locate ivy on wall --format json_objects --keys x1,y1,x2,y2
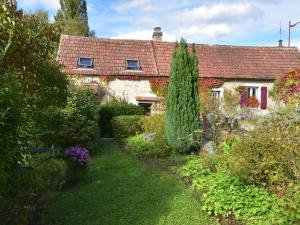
[
  {"x1": 271, "y1": 69, "x2": 300, "y2": 103},
  {"x1": 98, "y1": 75, "x2": 224, "y2": 97}
]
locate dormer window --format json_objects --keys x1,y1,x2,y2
[
  {"x1": 126, "y1": 59, "x2": 141, "y2": 70},
  {"x1": 77, "y1": 57, "x2": 93, "y2": 68}
]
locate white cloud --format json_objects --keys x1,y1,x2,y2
[
  {"x1": 111, "y1": 0, "x2": 154, "y2": 13},
  {"x1": 111, "y1": 29, "x2": 176, "y2": 42},
  {"x1": 179, "y1": 24, "x2": 232, "y2": 38},
  {"x1": 176, "y1": 2, "x2": 254, "y2": 22},
  {"x1": 18, "y1": 0, "x2": 60, "y2": 10}
]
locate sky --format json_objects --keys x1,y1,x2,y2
[{"x1": 18, "y1": 0, "x2": 300, "y2": 47}]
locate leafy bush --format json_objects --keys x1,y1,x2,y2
[
  {"x1": 111, "y1": 115, "x2": 144, "y2": 141},
  {"x1": 99, "y1": 99, "x2": 144, "y2": 137},
  {"x1": 271, "y1": 68, "x2": 300, "y2": 103},
  {"x1": 1, "y1": 154, "x2": 66, "y2": 225},
  {"x1": 180, "y1": 157, "x2": 299, "y2": 225},
  {"x1": 180, "y1": 156, "x2": 210, "y2": 180},
  {"x1": 229, "y1": 107, "x2": 300, "y2": 189},
  {"x1": 126, "y1": 134, "x2": 156, "y2": 158},
  {"x1": 216, "y1": 135, "x2": 240, "y2": 171},
  {"x1": 142, "y1": 113, "x2": 170, "y2": 154},
  {"x1": 192, "y1": 172, "x2": 289, "y2": 225},
  {"x1": 126, "y1": 133, "x2": 169, "y2": 158},
  {"x1": 64, "y1": 147, "x2": 90, "y2": 184},
  {"x1": 62, "y1": 86, "x2": 100, "y2": 152}
]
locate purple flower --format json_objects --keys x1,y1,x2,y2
[
  {"x1": 64, "y1": 146, "x2": 90, "y2": 165},
  {"x1": 144, "y1": 133, "x2": 156, "y2": 140}
]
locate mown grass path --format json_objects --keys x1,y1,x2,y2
[{"x1": 41, "y1": 141, "x2": 218, "y2": 225}]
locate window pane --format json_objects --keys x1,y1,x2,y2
[
  {"x1": 126, "y1": 60, "x2": 140, "y2": 70},
  {"x1": 78, "y1": 57, "x2": 93, "y2": 68}
]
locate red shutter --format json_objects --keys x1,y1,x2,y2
[
  {"x1": 240, "y1": 87, "x2": 249, "y2": 108},
  {"x1": 261, "y1": 87, "x2": 267, "y2": 110}
]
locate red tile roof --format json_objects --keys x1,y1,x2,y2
[{"x1": 57, "y1": 35, "x2": 300, "y2": 80}]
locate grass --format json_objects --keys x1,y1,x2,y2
[{"x1": 41, "y1": 140, "x2": 218, "y2": 225}]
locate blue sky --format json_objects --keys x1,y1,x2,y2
[{"x1": 18, "y1": 0, "x2": 300, "y2": 47}]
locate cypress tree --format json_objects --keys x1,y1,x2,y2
[{"x1": 166, "y1": 39, "x2": 200, "y2": 153}]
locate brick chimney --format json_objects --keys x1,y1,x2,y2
[{"x1": 152, "y1": 27, "x2": 163, "y2": 41}]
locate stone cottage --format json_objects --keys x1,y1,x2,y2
[{"x1": 57, "y1": 27, "x2": 300, "y2": 113}]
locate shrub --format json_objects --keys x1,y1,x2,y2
[
  {"x1": 192, "y1": 172, "x2": 289, "y2": 225},
  {"x1": 271, "y1": 68, "x2": 300, "y2": 103},
  {"x1": 142, "y1": 113, "x2": 170, "y2": 154},
  {"x1": 180, "y1": 156, "x2": 210, "y2": 180},
  {"x1": 64, "y1": 147, "x2": 90, "y2": 184},
  {"x1": 216, "y1": 135, "x2": 240, "y2": 171},
  {"x1": 222, "y1": 89, "x2": 240, "y2": 117},
  {"x1": 111, "y1": 115, "x2": 144, "y2": 141},
  {"x1": 63, "y1": 86, "x2": 100, "y2": 152},
  {"x1": 99, "y1": 99, "x2": 144, "y2": 137},
  {"x1": 126, "y1": 134, "x2": 156, "y2": 158},
  {"x1": 1, "y1": 154, "x2": 66, "y2": 225},
  {"x1": 126, "y1": 133, "x2": 169, "y2": 158},
  {"x1": 229, "y1": 107, "x2": 300, "y2": 189},
  {"x1": 180, "y1": 157, "x2": 297, "y2": 225}
]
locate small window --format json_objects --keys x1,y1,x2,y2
[
  {"x1": 126, "y1": 59, "x2": 141, "y2": 70},
  {"x1": 78, "y1": 57, "x2": 93, "y2": 68},
  {"x1": 138, "y1": 102, "x2": 152, "y2": 115},
  {"x1": 211, "y1": 90, "x2": 221, "y2": 102},
  {"x1": 247, "y1": 87, "x2": 258, "y2": 97}
]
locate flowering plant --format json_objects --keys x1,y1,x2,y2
[
  {"x1": 247, "y1": 96, "x2": 260, "y2": 108},
  {"x1": 272, "y1": 69, "x2": 300, "y2": 103},
  {"x1": 64, "y1": 146, "x2": 90, "y2": 166},
  {"x1": 144, "y1": 133, "x2": 156, "y2": 140}
]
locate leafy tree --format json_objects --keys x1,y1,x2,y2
[
  {"x1": 55, "y1": 0, "x2": 95, "y2": 36},
  {"x1": 0, "y1": 1, "x2": 68, "y2": 223},
  {"x1": 166, "y1": 39, "x2": 201, "y2": 153}
]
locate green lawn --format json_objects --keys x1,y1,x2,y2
[{"x1": 41, "y1": 141, "x2": 218, "y2": 225}]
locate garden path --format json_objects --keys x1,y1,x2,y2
[{"x1": 41, "y1": 140, "x2": 218, "y2": 225}]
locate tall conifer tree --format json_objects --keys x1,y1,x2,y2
[{"x1": 166, "y1": 39, "x2": 200, "y2": 152}]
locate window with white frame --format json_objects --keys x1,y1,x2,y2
[
  {"x1": 211, "y1": 90, "x2": 221, "y2": 103},
  {"x1": 247, "y1": 87, "x2": 259, "y2": 97},
  {"x1": 77, "y1": 57, "x2": 93, "y2": 68},
  {"x1": 126, "y1": 59, "x2": 141, "y2": 70}
]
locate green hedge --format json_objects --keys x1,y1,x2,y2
[
  {"x1": 99, "y1": 99, "x2": 144, "y2": 137},
  {"x1": 111, "y1": 115, "x2": 144, "y2": 141}
]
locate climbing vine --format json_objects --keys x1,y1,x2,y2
[
  {"x1": 271, "y1": 69, "x2": 300, "y2": 103},
  {"x1": 99, "y1": 75, "x2": 223, "y2": 98}
]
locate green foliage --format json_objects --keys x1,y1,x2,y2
[
  {"x1": 192, "y1": 173, "x2": 288, "y2": 225},
  {"x1": 166, "y1": 39, "x2": 200, "y2": 153},
  {"x1": 222, "y1": 89, "x2": 240, "y2": 117},
  {"x1": 126, "y1": 134, "x2": 169, "y2": 158},
  {"x1": 55, "y1": 0, "x2": 94, "y2": 36},
  {"x1": 271, "y1": 69, "x2": 300, "y2": 103},
  {"x1": 1, "y1": 154, "x2": 66, "y2": 225},
  {"x1": 62, "y1": 86, "x2": 99, "y2": 151},
  {"x1": 111, "y1": 115, "x2": 144, "y2": 141},
  {"x1": 180, "y1": 156, "x2": 299, "y2": 224},
  {"x1": 216, "y1": 135, "x2": 240, "y2": 171},
  {"x1": 99, "y1": 99, "x2": 144, "y2": 137},
  {"x1": 41, "y1": 141, "x2": 218, "y2": 225},
  {"x1": 229, "y1": 107, "x2": 300, "y2": 189},
  {"x1": 142, "y1": 113, "x2": 171, "y2": 155},
  {"x1": 180, "y1": 156, "x2": 210, "y2": 180}
]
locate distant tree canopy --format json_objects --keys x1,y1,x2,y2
[{"x1": 55, "y1": 0, "x2": 95, "y2": 37}]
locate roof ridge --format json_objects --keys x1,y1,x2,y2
[{"x1": 60, "y1": 34, "x2": 299, "y2": 50}]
